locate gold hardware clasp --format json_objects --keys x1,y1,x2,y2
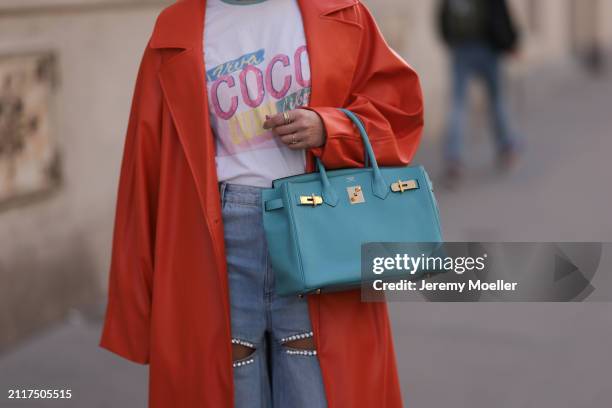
[
  {"x1": 391, "y1": 179, "x2": 418, "y2": 193},
  {"x1": 299, "y1": 194, "x2": 323, "y2": 206}
]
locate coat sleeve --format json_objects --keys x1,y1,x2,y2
[
  {"x1": 307, "y1": 3, "x2": 424, "y2": 169},
  {"x1": 99, "y1": 42, "x2": 162, "y2": 365}
]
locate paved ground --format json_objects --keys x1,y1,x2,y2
[
  {"x1": 2, "y1": 61, "x2": 612, "y2": 408},
  {"x1": 0, "y1": 320, "x2": 146, "y2": 408}
]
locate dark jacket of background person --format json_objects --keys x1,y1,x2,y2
[{"x1": 438, "y1": 0, "x2": 520, "y2": 53}]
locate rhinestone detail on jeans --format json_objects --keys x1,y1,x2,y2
[
  {"x1": 286, "y1": 349, "x2": 317, "y2": 356},
  {"x1": 231, "y1": 338, "x2": 255, "y2": 348},
  {"x1": 232, "y1": 358, "x2": 255, "y2": 368},
  {"x1": 280, "y1": 331, "x2": 313, "y2": 344}
]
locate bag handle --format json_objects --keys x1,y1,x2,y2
[
  {"x1": 348, "y1": 111, "x2": 370, "y2": 169},
  {"x1": 314, "y1": 109, "x2": 389, "y2": 203}
]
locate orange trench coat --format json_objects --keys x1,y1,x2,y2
[{"x1": 100, "y1": 0, "x2": 424, "y2": 406}]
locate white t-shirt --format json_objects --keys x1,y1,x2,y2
[{"x1": 204, "y1": 0, "x2": 311, "y2": 187}]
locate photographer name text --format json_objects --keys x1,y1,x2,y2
[{"x1": 373, "y1": 279, "x2": 518, "y2": 292}]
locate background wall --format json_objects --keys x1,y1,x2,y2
[{"x1": 0, "y1": 0, "x2": 168, "y2": 351}]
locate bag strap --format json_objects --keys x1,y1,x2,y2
[
  {"x1": 337, "y1": 109, "x2": 372, "y2": 168},
  {"x1": 341, "y1": 110, "x2": 370, "y2": 168}
]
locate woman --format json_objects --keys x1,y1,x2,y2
[{"x1": 100, "y1": 0, "x2": 424, "y2": 407}]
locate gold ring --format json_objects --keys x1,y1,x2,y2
[{"x1": 283, "y1": 111, "x2": 291, "y2": 126}]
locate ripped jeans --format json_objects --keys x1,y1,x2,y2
[{"x1": 220, "y1": 182, "x2": 328, "y2": 408}]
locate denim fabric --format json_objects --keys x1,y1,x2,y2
[
  {"x1": 220, "y1": 182, "x2": 328, "y2": 408},
  {"x1": 444, "y1": 42, "x2": 520, "y2": 161}
]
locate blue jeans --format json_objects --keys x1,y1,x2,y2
[
  {"x1": 220, "y1": 182, "x2": 328, "y2": 408},
  {"x1": 444, "y1": 43, "x2": 519, "y2": 162}
]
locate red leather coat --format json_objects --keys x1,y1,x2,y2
[{"x1": 100, "y1": 0, "x2": 424, "y2": 406}]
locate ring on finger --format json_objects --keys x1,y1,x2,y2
[
  {"x1": 283, "y1": 111, "x2": 292, "y2": 126},
  {"x1": 291, "y1": 134, "x2": 298, "y2": 145}
]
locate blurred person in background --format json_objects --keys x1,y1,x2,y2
[{"x1": 438, "y1": 0, "x2": 522, "y2": 185}]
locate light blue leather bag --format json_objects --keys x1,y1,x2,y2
[{"x1": 262, "y1": 109, "x2": 443, "y2": 296}]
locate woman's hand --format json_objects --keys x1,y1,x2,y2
[{"x1": 263, "y1": 109, "x2": 326, "y2": 150}]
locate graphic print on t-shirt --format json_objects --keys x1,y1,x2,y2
[
  {"x1": 204, "y1": 0, "x2": 310, "y2": 187},
  {"x1": 207, "y1": 45, "x2": 311, "y2": 157}
]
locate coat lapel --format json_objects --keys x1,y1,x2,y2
[
  {"x1": 152, "y1": 0, "x2": 220, "y2": 226},
  {"x1": 299, "y1": 0, "x2": 363, "y2": 108},
  {"x1": 158, "y1": 48, "x2": 214, "y2": 218}
]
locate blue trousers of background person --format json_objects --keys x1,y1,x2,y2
[{"x1": 444, "y1": 42, "x2": 519, "y2": 163}]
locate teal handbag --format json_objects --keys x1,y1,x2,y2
[{"x1": 262, "y1": 109, "x2": 443, "y2": 296}]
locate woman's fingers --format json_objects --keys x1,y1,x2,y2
[
  {"x1": 263, "y1": 110, "x2": 301, "y2": 130},
  {"x1": 279, "y1": 132, "x2": 301, "y2": 146},
  {"x1": 273, "y1": 121, "x2": 302, "y2": 136},
  {"x1": 263, "y1": 109, "x2": 325, "y2": 149},
  {"x1": 279, "y1": 132, "x2": 308, "y2": 150}
]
